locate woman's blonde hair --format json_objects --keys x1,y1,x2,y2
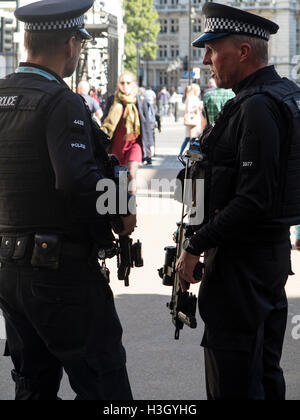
[
  {"x1": 185, "y1": 83, "x2": 200, "y2": 103},
  {"x1": 191, "y1": 83, "x2": 200, "y2": 96},
  {"x1": 118, "y1": 71, "x2": 137, "y2": 84}
]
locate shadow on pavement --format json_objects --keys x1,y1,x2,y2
[{"x1": 0, "y1": 294, "x2": 299, "y2": 400}]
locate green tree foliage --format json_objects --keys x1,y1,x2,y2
[{"x1": 123, "y1": 0, "x2": 160, "y2": 75}]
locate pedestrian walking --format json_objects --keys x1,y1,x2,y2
[
  {"x1": 179, "y1": 84, "x2": 202, "y2": 156},
  {"x1": 138, "y1": 87, "x2": 155, "y2": 165},
  {"x1": 0, "y1": 0, "x2": 136, "y2": 400},
  {"x1": 176, "y1": 2, "x2": 300, "y2": 400},
  {"x1": 169, "y1": 86, "x2": 181, "y2": 121},
  {"x1": 201, "y1": 82, "x2": 235, "y2": 129},
  {"x1": 157, "y1": 86, "x2": 170, "y2": 117},
  {"x1": 145, "y1": 85, "x2": 156, "y2": 108},
  {"x1": 203, "y1": 77, "x2": 216, "y2": 96},
  {"x1": 145, "y1": 85, "x2": 160, "y2": 134},
  {"x1": 102, "y1": 72, "x2": 154, "y2": 194},
  {"x1": 89, "y1": 85, "x2": 100, "y2": 103},
  {"x1": 77, "y1": 80, "x2": 103, "y2": 125}
]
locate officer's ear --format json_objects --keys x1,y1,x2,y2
[
  {"x1": 64, "y1": 35, "x2": 78, "y2": 59},
  {"x1": 239, "y1": 43, "x2": 251, "y2": 63}
]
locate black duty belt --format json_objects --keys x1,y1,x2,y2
[{"x1": 0, "y1": 233, "x2": 93, "y2": 266}]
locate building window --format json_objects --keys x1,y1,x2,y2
[
  {"x1": 158, "y1": 45, "x2": 168, "y2": 59},
  {"x1": 170, "y1": 19, "x2": 179, "y2": 33},
  {"x1": 159, "y1": 19, "x2": 168, "y2": 33},
  {"x1": 171, "y1": 0, "x2": 179, "y2": 5},
  {"x1": 159, "y1": 71, "x2": 168, "y2": 86},
  {"x1": 297, "y1": 16, "x2": 300, "y2": 55},
  {"x1": 192, "y1": 0, "x2": 202, "y2": 5},
  {"x1": 159, "y1": 0, "x2": 168, "y2": 5},
  {"x1": 170, "y1": 45, "x2": 179, "y2": 58},
  {"x1": 193, "y1": 49, "x2": 202, "y2": 59},
  {"x1": 193, "y1": 18, "x2": 202, "y2": 33}
]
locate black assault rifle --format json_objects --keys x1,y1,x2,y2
[{"x1": 158, "y1": 140, "x2": 206, "y2": 339}]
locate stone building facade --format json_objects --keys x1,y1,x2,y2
[{"x1": 146, "y1": 0, "x2": 300, "y2": 89}]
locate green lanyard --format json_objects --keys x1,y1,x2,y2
[{"x1": 16, "y1": 66, "x2": 61, "y2": 84}]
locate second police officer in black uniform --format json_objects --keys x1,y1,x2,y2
[
  {"x1": 0, "y1": 0, "x2": 135, "y2": 400},
  {"x1": 176, "y1": 3, "x2": 300, "y2": 400}
]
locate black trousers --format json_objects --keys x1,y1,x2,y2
[
  {"x1": 199, "y1": 240, "x2": 290, "y2": 400},
  {"x1": 204, "y1": 297, "x2": 287, "y2": 400},
  {"x1": 0, "y1": 257, "x2": 133, "y2": 400}
]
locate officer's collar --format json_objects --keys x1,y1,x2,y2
[
  {"x1": 232, "y1": 65, "x2": 280, "y2": 95},
  {"x1": 17, "y1": 62, "x2": 68, "y2": 87}
]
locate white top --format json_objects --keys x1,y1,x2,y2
[{"x1": 185, "y1": 95, "x2": 202, "y2": 138}]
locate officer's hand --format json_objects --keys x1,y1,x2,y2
[
  {"x1": 295, "y1": 239, "x2": 300, "y2": 251},
  {"x1": 119, "y1": 214, "x2": 137, "y2": 237},
  {"x1": 175, "y1": 250, "x2": 202, "y2": 292}
]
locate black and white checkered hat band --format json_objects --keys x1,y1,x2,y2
[
  {"x1": 205, "y1": 17, "x2": 270, "y2": 40},
  {"x1": 25, "y1": 15, "x2": 84, "y2": 31}
]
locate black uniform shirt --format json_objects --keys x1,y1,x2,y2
[
  {"x1": 190, "y1": 66, "x2": 290, "y2": 254},
  {"x1": 17, "y1": 63, "x2": 111, "y2": 242}
]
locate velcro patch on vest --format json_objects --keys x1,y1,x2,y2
[
  {"x1": 0, "y1": 95, "x2": 20, "y2": 109},
  {"x1": 17, "y1": 93, "x2": 45, "y2": 110}
]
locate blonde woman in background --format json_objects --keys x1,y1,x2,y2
[
  {"x1": 102, "y1": 71, "x2": 153, "y2": 194},
  {"x1": 179, "y1": 83, "x2": 203, "y2": 156}
]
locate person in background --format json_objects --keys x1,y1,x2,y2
[
  {"x1": 295, "y1": 226, "x2": 300, "y2": 250},
  {"x1": 157, "y1": 86, "x2": 170, "y2": 117},
  {"x1": 168, "y1": 86, "x2": 176, "y2": 116},
  {"x1": 179, "y1": 84, "x2": 202, "y2": 156},
  {"x1": 96, "y1": 86, "x2": 106, "y2": 110},
  {"x1": 102, "y1": 71, "x2": 154, "y2": 194},
  {"x1": 177, "y1": 85, "x2": 184, "y2": 95},
  {"x1": 145, "y1": 85, "x2": 160, "y2": 133},
  {"x1": 89, "y1": 85, "x2": 100, "y2": 103},
  {"x1": 138, "y1": 87, "x2": 155, "y2": 165},
  {"x1": 203, "y1": 77, "x2": 217, "y2": 96},
  {"x1": 145, "y1": 85, "x2": 156, "y2": 109},
  {"x1": 77, "y1": 80, "x2": 103, "y2": 125},
  {"x1": 201, "y1": 78, "x2": 235, "y2": 131},
  {"x1": 169, "y1": 86, "x2": 181, "y2": 121}
]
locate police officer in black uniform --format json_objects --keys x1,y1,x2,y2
[
  {"x1": 0, "y1": 0, "x2": 136, "y2": 400},
  {"x1": 176, "y1": 3, "x2": 300, "y2": 400}
]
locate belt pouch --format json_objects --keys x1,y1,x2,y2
[
  {"x1": 31, "y1": 233, "x2": 61, "y2": 270},
  {"x1": 12, "y1": 236, "x2": 30, "y2": 261},
  {"x1": 0, "y1": 236, "x2": 16, "y2": 262}
]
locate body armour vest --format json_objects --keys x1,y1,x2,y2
[
  {"x1": 197, "y1": 77, "x2": 300, "y2": 227},
  {"x1": 0, "y1": 74, "x2": 73, "y2": 233}
]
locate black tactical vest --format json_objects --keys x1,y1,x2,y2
[
  {"x1": 197, "y1": 77, "x2": 300, "y2": 226},
  {"x1": 0, "y1": 74, "x2": 73, "y2": 233}
]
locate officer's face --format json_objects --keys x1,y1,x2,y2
[{"x1": 203, "y1": 37, "x2": 242, "y2": 89}]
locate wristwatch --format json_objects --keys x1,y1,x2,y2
[{"x1": 182, "y1": 238, "x2": 200, "y2": 256}]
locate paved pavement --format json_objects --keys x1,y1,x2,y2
[{"x1": 0, "y1": 117, "x2": 299, "y2": 400}]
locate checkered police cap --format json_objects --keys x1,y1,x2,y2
[
  {"x1": 15, "y1": 0, "x2": 94, "y2": 39},
  {"x1": 24, "y1": 15, "x2": 85, "y2": 32},
  {"x1": 205, "y1": 17, "x2": 270, "y2": 41},
  {"x1": 193, "y1": 2, "x2": 279, "y2": 48}
]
